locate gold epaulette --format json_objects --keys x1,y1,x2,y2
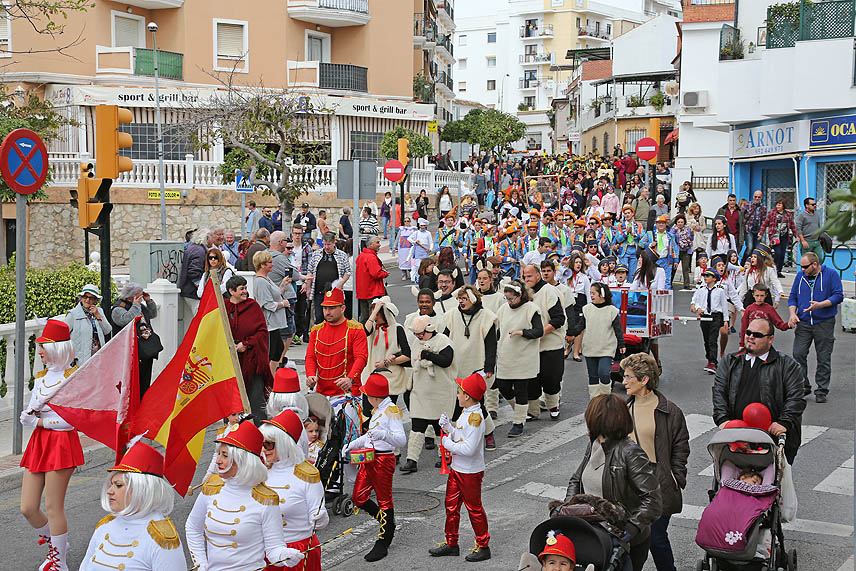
[
  {"x1": 215, "y1": 425, "x2": 227, "y2": 438},
  {"x1": 294, "y1": 460, "x2": 321, "y2": 484},
  {"x1": 147, "y1": 517, "x2": 180, "y2": 550},
  {"x1": 468, "y1": 413, "x2": 482, "y2": 427},
  {"x1": 311, "y1": 323, "x2": 324, "y2": 333},
  {"x1": 201, "y1": 474, "x2": 224, "y2": 496},
  {"x1": 251, "y1": 482, "x2": 279, "y2": 505},
  {"x1": 95, "y1": 514, "x2": 115, "y2": 529},
  {"x1": 346, "y1": 319, "x2": 364, "y2": 330},
  {"x1": 64, "y1": 365, "x2": 78, "y2": 378},
  {"x1": 385, "y1": 405, "x2": 402, "y2": 419},
  {"x1": 35, "y1": 370, "x2": 47, "y2": 379}
]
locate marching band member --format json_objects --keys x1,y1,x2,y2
[
  {"x1": 260, "y1": 410, "x2": 328, "y2": 571},
  {"x1": 80, "y1": 443, "x2": 185, "y2": 571},
  {"x1": 435, "y1": 213, "x2": 462, "y2": 257},
  {"x1": 186, "y1": 421, "x2": 303, "y2": 571},
  {"x1": 267, "y1": 367, "x2": 310, "y2": 455},
  {"x1": 597, "y1": 212, "x2": 619, "y2": 256},
  {"x1": 430, "y1": 373, "x2": 491, "y2": 562},
  {"x1": 642, "y1": 215, "x2": 679, "y2": 290},
  {"x1": 20, "y1": 319, "x2": 82, "y2": 571},
  {"x1": 617, "y1": 204, "x2": 645, "y2": 278},
  {"x1": 497, "y1": 222, "x2": 522, "y2": 278},
  {"x1": 345, "y1": 373, "x2": 406, "y2": 562},
  {"x1": 363, "y1": 297, "x2": 411, "y2": 404}
]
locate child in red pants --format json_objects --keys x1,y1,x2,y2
[{"x1": 430, "y1": 372, "x2": 491, "y2": 562}]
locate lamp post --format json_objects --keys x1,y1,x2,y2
[{"x1": 148, "y1": 21, "x2": 167, "y2": 240}]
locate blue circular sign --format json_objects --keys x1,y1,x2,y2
[{"x1": 0, "y1": 128, "x2": 48, "y2": 195}]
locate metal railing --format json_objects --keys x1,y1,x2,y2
[
  {"x1": 520, "y1": 23, "x2": 554, "y2": 38},
  {"x1": 437, "y1": 70, "x2": 453, "y2": 91},
  {"x1": 681, "y1": 0, "x2": 734, "y2": 5},
  {"x1": 437, "y1": 0, "x2": 453, "y2": 21},
  {"x1": 800, "y1": 0, "x2": 855, "y2": 40},
  {"x1": 520, "y1": 76, "x2": 540, "y2": 88},
  {"x1": 719, "y1": 23, "x2": 743, "y2": 60},
  {"x1": 318, "y1": 0, "x2": 368, "y2": 13},
  {"x1": 691, "y1": 175, "x2": 729, "y2": 190},
  {"x1": 437, "y1": 35, "x2": 454, "y2": 57},
  {"x1": 519, "y1": 52, "x2": 552, "y2": 63},
  {"x1": 414, "y1": 13, "x2": 437, "y2": 41},
  {"x1": 578, "y1": 25, "x2": 611, "y2": 40},
  {"x1": 319, "y1": 62, "x2": 368, "y2": 92},
  {"x1": 135, "y1": 48, "x2": 183, "y2": 81}
]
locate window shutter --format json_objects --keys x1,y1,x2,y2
[
  {"x1": 114, "y1": 15, "x2": 141, "y2": 48},
  {"x1": 0, "y1": 9, "x2": 9, "y2": 41},
  {"x1": 217, "y1": 23, "x2": 244, "y2": 58}
]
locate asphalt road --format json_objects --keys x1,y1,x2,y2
[{"x1": 0, "y1": 272, "x2": 853, "y2": 571}]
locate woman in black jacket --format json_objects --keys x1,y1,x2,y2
[
  {"x1": 622, "y1": 353, "x2": 689, "y2": 571},
  {"x1": 563, "y1": 393, "x2": 661, "y2": 571}
]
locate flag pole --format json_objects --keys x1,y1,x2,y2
[{"x1": 209, "y1": 272, "x2": 251, "y2": 414}]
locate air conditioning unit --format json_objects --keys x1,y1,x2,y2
[{"x1": 683, "y1": 90, "x2": 708, "y2": 108}]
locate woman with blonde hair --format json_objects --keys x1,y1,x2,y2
[
  {"x1": 686, "y1": 202, "x2": 707, "y2": 260},
  {"x1": 254, "y1": 250, "x2": 291, "y2": 373}
]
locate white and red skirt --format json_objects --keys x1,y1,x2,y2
[
  {"x1": 20, "y1": 427, "x2": 84, "y2": 473},
  {"x1": 264, "y1": 534, "x2": 320, "y2": 571}
]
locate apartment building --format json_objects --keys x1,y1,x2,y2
[{"x1": 413, "y1": 0, "x2": 456, "y2": 150}]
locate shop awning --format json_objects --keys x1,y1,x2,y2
[{"x1": 664, "y1": 128, "x2": 679, "y2": 145}]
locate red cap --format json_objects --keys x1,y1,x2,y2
[
  {"x1": 539, "y1": 532, "x2": 576, "y2": 565},
  {"x1": 361, "y1": 373, "x2": 389, "y2": 398},
  {"x1": 36, "y1": 319, "x2": 71, "y2": 343},
  {"x1": 272, "y1": 367, "x2": 300, "y2": 393},
  {"x1": 456, "y1": 372, "x2": 487, "y2": 401},
  {"x1": 320, "y1": 288, "x2": 346, "y2": 307},
  {"x1": 109, "y1": 442, "x2": 165, "y2": 478},
  {"x1": 263, "y1": 410, "x2": 303, "y2": 443},
  {"x1": 216, "y1": 421, "x2": 264, "y2": 456}
]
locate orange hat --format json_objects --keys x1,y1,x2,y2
[
  {"x1": 456, "y1": 372, "x2": 487, "y2": 401},
  {"x1": 656, "y1": 215, "x2": 669, "y2": 223},
  {"x1": 109, "y1": 442, "x2": 165, "y2": 478},
  {"x1": 527, "y1": 221, "x2": 539, "y2": 229},
  {"x1": 444, "y1": 212, "x2": 455, "y2": 220},
  {"x1": 320, "y1": 288, "x2": 346, "y2": 307},
  {"x1": 622, "y1": 204, "x2": 635, "y2": 214},
  {"x1": 529, "y1": 209, "x2": 541, "y2": 218},
  {"x1": 589, "y1": 214, "x2": 601, "y2": 223},
  {"x1": 272, "y1": 367, "x2": 300, "y2": 393},
  {"x1": 539, "y1": 532, "x2": 576, "y2": 565},
  {"x1": 263, "y1": 409, "x2": 303, "y2": 443},
  {"x1": 36, "y1": 319, "x2": 71, "y2": 343},
  {"x1": 361, "y1": 372, "x2": 389, "y2": 398},
  {"x1": 216, "y1": 421, "x2": 264, "y2": 456},
  {"x1": 573, "y1": 219, "x2": 586, "y2": 227}
]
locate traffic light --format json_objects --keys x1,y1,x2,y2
[
  {"x1": 95, "y1": 105, "x2": 133, "y2": 179},
  {"x1": 397, "y1": 138, "x2": 409, "y2": 168},
  {"x1": 76, "y1": 162, "x2": 113, "y2": 229}
]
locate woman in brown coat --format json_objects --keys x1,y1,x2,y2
[{"x1": 621, "y1": 353, "x2": 689, "y2": 571}]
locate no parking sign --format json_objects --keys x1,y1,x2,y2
[{"x1": 0, "y1": 128, "x2": 48, "y2": 194}]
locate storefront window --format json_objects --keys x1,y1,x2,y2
[
  {"x1": 815, "y1": 161, "x2": 856, "y2": 222},
  {"x1": 119, "y1": 123, "x2": 192, "y2": 161},
  {"x1": 350, "y1": 131, "x2": 384, "y2": 162},
  {"x1": 761, "y1": 168, "x2": 796, "y2": 211}
]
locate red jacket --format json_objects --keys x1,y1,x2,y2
[
  {"x1": 355, "y1": 247, "x2": 389, "y2": 299},
  {"x1": 739, "y1": 302, "x2": 789, "y2": 347}
]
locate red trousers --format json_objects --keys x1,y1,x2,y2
[
  {"x1": 264, "y1": 534, "x2": 320, "y2": 571},
  {"x1": 352, "y1": 452, "x2": 395, "y2": 510},
  {"x1": 444, "y1": 469, "x2": 490, "y2": 548}
]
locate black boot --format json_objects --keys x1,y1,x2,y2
[
  {"x1": 364, "y1": 509, "x2": 392, "y2": 562},
  {"x1": 399, "y1": 459, "x2": 418, "y2": 473},
  {"x1": 465, "y1": 546, "x2": 492, "y2": 562},
  {"x1": 383, "y1": 508, "x2": 396, "y2": 546},
  {"x1": 360, "y1": 499, "x2": 379, "y2": 519},
  {"x1": 429, "y1": 543, "x2": 460, "y2": 557},
  {"x1": 424, "y1": 437, "x2": 436, "y2": 450}
]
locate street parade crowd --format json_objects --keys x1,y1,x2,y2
[{"x1": 16, "y1": 150, "x2": 844, "y2": 571}]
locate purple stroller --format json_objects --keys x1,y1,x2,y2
[{"x1": 695, "y1": 428, "x2": 797, "y2": 571}]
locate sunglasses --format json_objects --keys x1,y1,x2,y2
[
  {"x1": 744, "y1": 330, "x2": 771, "y2": 338},
  {"x1": 208, "y1": 256, "x2": 219, "y2": 261},
  {"x1": 800, "y1": 262, "x2": 815, "y2": 269},
  {"x1": 262, "y1": 440, "x2": 276, "y2": 451},
  {"x1": 285, "y1": 246, "x2": 294, "y2": 250}
]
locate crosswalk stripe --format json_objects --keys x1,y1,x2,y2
[
  {"x1": 836, "y1": 555, "x2": 854, "y2": 571},
  {"x1": 685, "y1": 413, "x2": 717, "y2": 441},
  {"x1": 813, "y1": 455, "x2": 854, "y2": 496},
  {"x1": 513, "y1": 481, "x2": 565, "y2": 501}
]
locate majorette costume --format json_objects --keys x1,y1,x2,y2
[
  {"x1": 345, "y1": 373, "x2": 406, "y2": 562},
  {"x1": 262, "y1": 410, "x2": 328, "y2": 571},
  {"x1": 267, "y1": 367, "x2": 310, "y2": 456},
  {"x1": 430, "y1": 373, "x2": 491, "y2": 562},
  {"x1": 80, "y1": 443, "x2": 186, "y2": 571},
  {"x1": 185, "y1": 422, "x2": 302, "y2": 571}
]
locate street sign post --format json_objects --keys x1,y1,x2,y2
[
  {"x1": 635, "y1": 137, "x2": 659, "y2": 193},
  {"x1": 0, "y1": 129, "x2": 48, "y2": 455},
  {"x1": 235, "y1": 170, "x2": 254, "y2": 237}
]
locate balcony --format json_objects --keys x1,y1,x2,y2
[
  {"x1": 287, "y1": 0, "x2": 370, "y2": 27},
  {"x1": 519, "y1": 76, "x2": 540, "y2": 89},
  {"x1": 286, "y1": 61, "x2": 368, "y2": 92},
  {"x1": 436, "y1": 35, "x2": 454, "y2": 61},
  {"x1": 414, "y1": 13, "x2": 437, "y2": 47},
  {"x1": 436, "y1": 1, "x2": 455, "y2": 30},
  {"x1": 520, "y1": 23, "x2": 553, "y2": 39},
  {"x1": 436, "y1": 70, "x2": 454, "y2": 95},
  {"x1": 95, "y1": 46, "x2": 184, "y2": 81},
  {"x1": 767, "y1": 0, "x2": 854, "y2": 49},
  {"x1": 578, "y1": 25, "x2": 611, "y2": 42},
  {"x1": 681, "y1": 0, "x2": 735, "y2": 23},
  {"x1": 121, "y1": 0, "x2": 183, "y2": 8},
  {"x1": 519, "y1": 52, "x2": 552, "y2": 65}
]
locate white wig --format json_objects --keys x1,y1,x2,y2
[
  {"x1": 219, "y1": 443, "x2": 268, "y2": 487},
  {"x1": 40, "y1": 340, "x2": 75, "y2": 371},
  {"x1": 100, "y1": 472, "x2": 175, "y2": 517},
  {"x1": 267, "y1": 392, "x2": 309, "y2": 421},
  {"x1": 259, "y1": 423, "x2": 305, "y2": 466}
]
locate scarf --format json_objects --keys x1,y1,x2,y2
[
  {"x1": 372, "y1": 323, "x2": 389, "y2": 349},
  {"x1": 458, "y1": 303, "x2": 483, "y2": 338}
]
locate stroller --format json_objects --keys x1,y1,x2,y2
[
  {"x1": 311, "y1": 393, "x2": 364, "y2": 518},
  {"x1": 519, "y1": 517, "x2": 626, "y2": 571},
  {"x1": 609, "y1": 333, "x2": 650, "y2": 386},
  {"x1": 696, "y1": 428, "x2": 797, "y2": 571}
]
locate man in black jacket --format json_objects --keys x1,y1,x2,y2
[
  {"x1": 293, "y1": 202, "x2": 317, "y2": 238},
  {"x1": 712, "y1": 317, "x2": 806, "y2": 463}
]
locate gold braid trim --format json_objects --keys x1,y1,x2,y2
[
  {"x1": 251, "y1": 483, "x2": 279, "y2": 506},
  {"x1": 64, "y1": 365, "x2": 79, "y2": 378},
  {"x1": 35, "y1": 370, "x2": 47, "y2": 379},
  {"x1": 346, "y1": 319, "x2": 364, "y2": 330},
  {"x1": 147, "y1": 518, "x2": 180, "y2": 550},
  {"x1": 95, "y1": 514, "x2": 116, "y2": 529},
  {"x1": 468, "y1": 413, "x2": 482, "y2": 427},
  {"x1": 311, "y1": 323, "x2": 324, "y2": 333},
  {"x1": 202, "y1": 474, "x2": 224, "y2": 496},
  {"x1": 376, "y1": 510, "x2": 387, "y2": 540},
  {"x1": 293, "y1": 461, "x2": 321, "y2": 484},
  {"x1": 385, "y1": 405, "x2": 402, "y2": 420}
]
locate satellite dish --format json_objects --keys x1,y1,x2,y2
[{"x1": 665, "y1": 82, "x2": 680, "y2": 96}]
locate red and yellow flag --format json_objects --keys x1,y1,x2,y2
[{"x1": 131, "y1": 278, "x2": 248, "y2": 495}]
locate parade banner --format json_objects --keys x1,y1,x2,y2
[
  {"x1": 49, "y1": 318, "x2": 140, "y2": 463},
  {"x1": 131, "y1": 278, "x2": 249, "y2": 495},
  {"x1": 398, "y1": 225, "x2": 415, "y2": 270}
]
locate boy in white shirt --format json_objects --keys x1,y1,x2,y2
[{"x1": 691, "y1": 268, "x2": 729, "y2": 374}]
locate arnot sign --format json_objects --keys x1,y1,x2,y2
[{"x1": 731, "y1": 120, "x2": 809, "y2": 158}]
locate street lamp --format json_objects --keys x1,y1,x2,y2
[{"x1": 147, "y1": 21, "x2": 167, "y2": 240}]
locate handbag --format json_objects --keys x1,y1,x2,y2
[
  {"x1": 819, "y1": 231, "x2": 833, "y2": 254},
  {"x1": 137, "y1": 321, "x2": 163, "y2": 360}
]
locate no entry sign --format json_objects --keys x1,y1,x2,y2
[
  {"x1": 383, "y1": 159, "x2": 405, "y2": 182},
  {"x1": 635, "y1": 137, "x2": 659, "y2": 162},
  {"x1": 0, "y1": 129, "x2": 48, "y2": 195}
]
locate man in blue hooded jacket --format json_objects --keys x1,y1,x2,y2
[{"x1": 788, "y1": 252, "x2": 844, "y2": 403}]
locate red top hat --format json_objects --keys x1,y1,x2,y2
[
  {"x1": 456, "y1": 372, "x2": 487, "y2": 401},
  {"x1": 109, "y1": 442, "x2": 165, "y2": 478},
  {"x1": 36, "y1": 319, "x2": 71, "y2": 343},
  {"x1": 361, "y1": 373, "x2": 389, "y2": 398},
  {"x1": 263, "y1": 410, "x2": 303, "y2": 443},
  {"x1": 272, "y1": 367, "x2": 300, "y2": 393},
  {"x1": 539, "y1": 532, "x2": 576, "y2": 565},
  {"x1": 216, "y1": 421, "x2": 264, "y2": 457},
  {"x1": 320, "y1": 288, "x2": 346, "y2": 307}
]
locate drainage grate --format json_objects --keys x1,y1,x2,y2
[{"x1": 390, "y1": 489, "x2": 442, "y2": 514}]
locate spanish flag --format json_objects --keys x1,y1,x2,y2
[{"x1": 131, "y1": 277, "x2": 249, "y2": 496}]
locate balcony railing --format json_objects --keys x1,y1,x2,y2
[
  {"x1": 319, "y1": 62, "x2": 367, "y2": 92},
  {"x1": 436, "y1": 35, "x2": 454, "y2": 58},
  {"x1": 437, "y1": 70, "x2": 453, "y2": 92},
  {"x1": 578, "y1": 25, "x2": 611, "y2": 40},
  {"x1": 520, "y1": 23, "x2": 554, "y2": 38},
  {"x1": 681, "y1": 0, "x2": 734, "y2": 5},
  {"x1": 801, "y1": 0, "x2": 855, "y2": 41},
  {"x1": 519, "y1": 76, "x2": 540, "y2": 89},
  {"x1": 318, "y1": 0, "x2": 368, "y2": 12},
  {"x1": 414, "y1": 13, "x2": 437, "y2": 42},
  {"x1": 134, "y1": 48, "x2": 184, "y2": 80},
  {"x1": 437, "y1": 0, "x2": 454, "y2": 22},
  {"x1": 287, "y1": 0, "x2": 369, "y2": 26},
  {"x1": 519, "y1": 52, "x2": 552, "y2": 63}
]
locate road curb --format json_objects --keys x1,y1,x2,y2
[{"x1": 0, "y1": 443, "x2": 114, "y2": 493}]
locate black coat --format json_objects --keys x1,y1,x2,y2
[
  {"x1": 712, "y1": 346, "x2": 806, "y2": 463},
  {"x1": 566, "y1": 436, "x2": 662, "y2": 544},
  {"x1": 178, "y1": 242, "x2": 206, "y2": 299}
]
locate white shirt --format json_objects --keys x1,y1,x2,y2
[
  {"x1": 81, "y1": 513, "x2": 186, "y2": 571},
  {"x1": 266, "y1": 460, "x2": 329, "y2": 542},
  {"x1": 631, "y1": 267, "x2": 666, "y2": 291},
  {"x1": 744, "y1": 351, "x2": 771, "y2": 367},
  {"x1": 691, "y1": 285, "x2": 729, "y2": 315},
  {"x1": 410, "y1": 229, "x2": 434, "y2": 258},
  {"x1": 345, "y1": 397, "x2": 406, "y2": 454},
  {"x1": 522, "y1": 249, "x2": 547, "y2": 267},
  {"x1": 442, "y1": 404, "x2": 486, "y2": 474},
  {"x1": 24, "y1": 369, "x2": 74, "y2": 431}
]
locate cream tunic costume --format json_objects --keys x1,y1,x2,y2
[
  {"x1": 495, "y1": 301, "x2": 542, "y2": 380},
  {"x1": 80, "y1": 514, "x2": 185, "y2": 571},
  {"x1": 363, "y1": 300, "x2": 409, "y2": 395},
  {"x1": 410, "y1": 332, "x2": 456, "y2": 419}
]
